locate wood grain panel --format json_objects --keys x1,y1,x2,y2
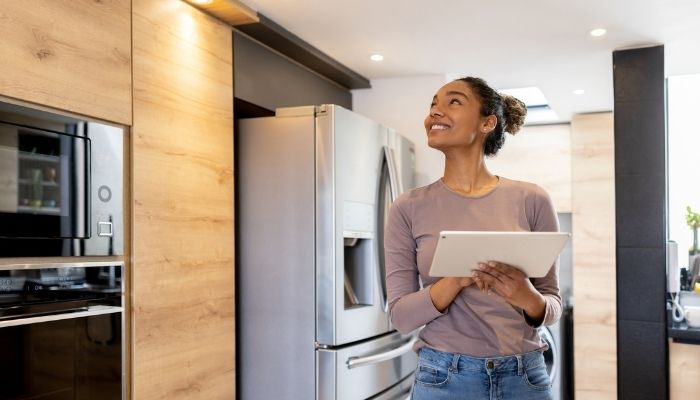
[
  {"x1": 0, "y1": 0, "x2": 131, "y2": 125},
  {"x1": 486, "y1": 123, "x2": 572, "y2": 212},
  {"x1": 132, "y1": 0, "x2": 234, "y2": 398},
  {"x1": 571, "y1": 112, "x2": 617, "y2": 399},
  {"x1": 185, "y1": 0, "x2": 259, "y2": 26},
  {"x1": 670, "y1": 340, "x2": 700, "y2": 399}
]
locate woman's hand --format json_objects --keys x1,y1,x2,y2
[
  {"x1": 429, "y1": 276, "x2": 475, "y2": 313},
  {"x1": 471, "y1": 261, "x2": 546, "y2": 323}
]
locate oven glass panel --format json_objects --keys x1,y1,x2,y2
[
  {"x1": 0, "y1": 264, "x2": 123, "y2": 400},
  {"x1": 0, "y1": 316, "x2": 122, "y2": 400},
  {"x1": 0, "y1": 121, "x2": 90, "y2": 239}
]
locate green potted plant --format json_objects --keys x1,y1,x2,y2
[{"x1": 687, "y1": 206, "x2": 700, "y2": 255}]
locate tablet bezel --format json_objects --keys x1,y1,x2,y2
[{"x1": 428, "y1": 231, "x2": 571, "y2": 278}]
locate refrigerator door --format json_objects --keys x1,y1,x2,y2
[
  {"x1": 237, "y1": 115, "x2": 317, "y2": 400},
  {"x1": 316, "y1": 105, "x2": 391, "y2": 346},
  {"x1": 316, "y1": 332, "x2": 417, "y2": 400}
]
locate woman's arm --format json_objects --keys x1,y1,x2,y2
[
  {"x1": 385, "y1": 199, "x2": 472, "y2": 333},
  {"x1": 472, "y1": 261, "x2": 548, "y2": 324},
  {"x1": 429, "y1": 276, "x2": 474, "y2": 312},
  {"x1": 471, "y1": 185, "x2": 562, "y2": 326}
]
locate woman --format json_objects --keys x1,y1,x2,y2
[{"x1": 385, "y1": 77, "x2": 561, "y2": 400}]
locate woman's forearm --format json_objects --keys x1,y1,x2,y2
[
  {"x1": 522, "y1": 291, "x2": 546, "y2": 324},
  {"x1": 429, "y1": 277, "x2": 472, "y2": 312}
]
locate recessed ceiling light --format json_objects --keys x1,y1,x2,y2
[
  {"x1": 370, "y1": 54, "x2": 384, "y2": 62},
  {"x1": 573, "y1": 89, "x2": 585, "y2": 95},
  {"x1": 589, "y1": 28, "x2": 607, "y2": 37}
]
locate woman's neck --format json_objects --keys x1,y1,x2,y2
[{"x1": 442, "y1": 150, "x2": 498, "y2": 196}]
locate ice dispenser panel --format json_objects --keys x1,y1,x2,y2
[
  {"x1": 344, "y1": 237, "x2": 373, "y2": 308},
  {"x1": 343, "y1": 201, "x2": 375, "y2": 309}
]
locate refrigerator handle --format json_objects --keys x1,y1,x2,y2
[
  {"x1": 377, "y1": 146, "x2": 401, "y2": 313},
  {"x1": 346, "y1": 336, "x2": 417, "y2": 369},
  {"x1": 383, "y1": 146, "x2": 402, "y2": 199}
]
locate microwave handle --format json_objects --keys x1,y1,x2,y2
[
  {"x1": 84, "y1": 137, "x2": 91, "y2": 236},
  {"x1": 0, "y1": 305, "x2": 122, "y2": 328}
]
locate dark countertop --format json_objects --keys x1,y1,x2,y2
[{"x1": 668, "y1": 322, "x2": 700, "y2": 344}]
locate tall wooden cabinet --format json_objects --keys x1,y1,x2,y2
[
  {"x1": 131, "y1": 0, "x2": 235, "y2": 398},
  {"x1": 1, "y1": 0, "x2": 238, "y2": 398}
]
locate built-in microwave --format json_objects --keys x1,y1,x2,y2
[{"x1": 0, "y1": 102, "x2": 123, "y2": 257}]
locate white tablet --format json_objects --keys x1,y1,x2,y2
[{"x1": 429, "y1": 231, "x2": 571, "y2": 278}]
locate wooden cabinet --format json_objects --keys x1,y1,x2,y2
[
  {"x1": 486, "y1": 124, "x2": 572, "y2": 213},
  {"x1": 670, "y1": 340, "x2": 700, "y2": 399},
  {"x1": 131, "y1": 0, "x2": 235, "y2": 398},
  {"x1": 0, "y1": 0, "x2": 131, "y2": 125},
  {"x1": 571, "y1": 112, "x2": 617, "y2": 399}
]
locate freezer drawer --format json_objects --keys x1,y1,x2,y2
[
  {"x1": 317, "y1": 332, "x2": 417, "y2": 400},
  {"x1": 371, "y1": 373, "x2": 413, "y2": 400}
]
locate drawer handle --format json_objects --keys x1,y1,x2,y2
[
  {"x1": 346, "y1": 336, "x2": 417, "y2": 369},
  {"x1": 0, "y1": 305, "x2": 123, "y2": 328}
]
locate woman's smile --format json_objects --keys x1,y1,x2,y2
[{"x1": 428, "y1": 122, "x2": 452, "y2": 134}]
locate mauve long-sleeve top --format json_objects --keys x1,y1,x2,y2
[{"x1": 385, "y1": 177, "x2": 562, "y2": 357}]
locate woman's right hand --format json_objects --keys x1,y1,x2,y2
[{"x1": 429, "y1": 276, "x2": 475, "y2": 312}]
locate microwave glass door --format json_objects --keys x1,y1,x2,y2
[{"x1": 0, "y1": 121, "x2": 90, "y2": 239}]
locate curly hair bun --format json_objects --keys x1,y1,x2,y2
[{"x1": 501, "y1": 95, "x2": 527, "y2": 134}]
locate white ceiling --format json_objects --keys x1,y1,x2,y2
[{"x1": 240, "y1": 0, "x2": 700, "y2": 123}]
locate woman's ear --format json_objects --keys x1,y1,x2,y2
[{"x1": 482, "y1": 115, "x2": 497, "y2": 134}]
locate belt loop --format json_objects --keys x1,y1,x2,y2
[
  {"x1": 450, "y1": 353, "x2": 460, "y2": 373},
  {"x1": 516, "y1": 355, "x2": 524, "y2": 376}
]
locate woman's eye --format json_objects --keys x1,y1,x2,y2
[{"x1": 450, "y1": 98, "x2": 461, "y2": 105}]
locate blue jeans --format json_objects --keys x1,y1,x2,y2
[{"x1": 411, "y1": 347, "x2": 553, "y2": 400}]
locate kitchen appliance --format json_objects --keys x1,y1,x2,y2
[
  {"x1": 547, "y1": 212, "x2": 574, "y2": 400},
  {"x1": 0, "y1": 101, "x2": 123, "y2": 257},
  {"x1": 0, "y1": 261, "x2": 124, "y2": 399},
  {"x1": 237, "y1": 105, "x2": 417, "y2": 400}
]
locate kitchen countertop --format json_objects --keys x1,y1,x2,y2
[{"x1": 668, "y1": 323, "x2": 700, "y2": 344}]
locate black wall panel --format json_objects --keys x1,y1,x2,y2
[
  {"x1": 613, "y1": 45, "x2": 668, "y2": 400},
  {"x1": 233, "y1": 31, "x2": 352, "y2": 111}
]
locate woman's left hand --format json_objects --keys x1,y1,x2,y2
[{"x1": 471, "y1": 261, "x2": 546, "y2": 322}]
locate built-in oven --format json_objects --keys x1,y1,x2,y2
[
  {"x1": 0, "y1": 101, "x2": 123, "y2": 257},
  {"x1": 0, "y1": 261, "x2": 124, "y2": 400}
]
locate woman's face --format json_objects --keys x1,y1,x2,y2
[{"x1": 424, "y1": 81, "x2": 493, "y2": 153}]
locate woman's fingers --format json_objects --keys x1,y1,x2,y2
[{"x1": 472, "y1": 261, "x2": 527, "y2": 296}]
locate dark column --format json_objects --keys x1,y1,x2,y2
[{"x1": 613, "y1": 45, "x2": 668, "y2": 400}]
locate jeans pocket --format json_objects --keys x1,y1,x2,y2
[
  {"x1": 523, "y1": 363, "x2": 552, "y2": 391},
  {"x1": 414, "y1": 363, "x2": 450, "y2": 386}
]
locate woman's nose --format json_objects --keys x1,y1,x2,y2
[{"x1": 430, "y1": 105, "x2": 444, "y2": 117}]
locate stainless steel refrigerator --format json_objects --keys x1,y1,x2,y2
[{"x1": 237, "y1": 105, "x2": 417, "y2": 400}]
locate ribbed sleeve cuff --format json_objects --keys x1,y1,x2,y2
[{"x1": 393, "y1": 285, "x2": 446, "y2": 332}]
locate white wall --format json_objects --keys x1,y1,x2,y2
[
  {"x1": 353, "y1": 75, "x2": 572, "y2": 211},
  {"x1": 668, "y1": 73, "x2": 700, "y2": 264},
  {"x1": 352, "y1": 75, "x2": 447, "y2": 188}
]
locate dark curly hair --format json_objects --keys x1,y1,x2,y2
[{"x1": 454, "y1": 77, "x2": 527, "y2": 156}]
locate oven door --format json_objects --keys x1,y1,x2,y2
[
  {"x1": 0, "y1": 121, "x2": 90, "y2": 240},
  {"x1": 0, "y1": 305, "x2": 123, "y2": 400}
]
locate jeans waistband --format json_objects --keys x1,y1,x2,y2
[{"x1": 417, "y1": 346, "x2": 546, "y2": 375}]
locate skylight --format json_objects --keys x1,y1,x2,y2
[{"x1": 498, "y1": 86, "x2": 558, "y2": 124}]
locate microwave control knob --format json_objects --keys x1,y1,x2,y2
[{"x1": 98, "y1": 185, "x2": 112, "y2": 202}]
